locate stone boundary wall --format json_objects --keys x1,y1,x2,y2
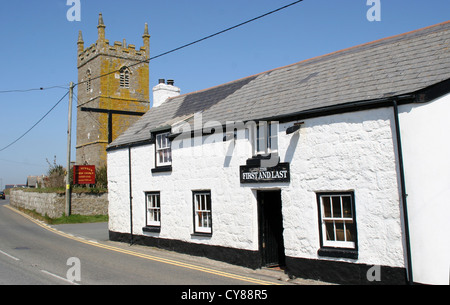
[{"x1": 10, "y1": 189, "x2": 108, "y2": 219}]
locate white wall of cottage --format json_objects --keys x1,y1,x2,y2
[
  {"x1": 399, "y1": 93, "x2": 450, "y2": 285},
  {"x1": 108, "y1": 106, "x2": 407, "y2": 269}
]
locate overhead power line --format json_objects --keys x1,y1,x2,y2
[
  {"x1": 0, "y1": 1, "x2": 303, "y2": 93},
  {"x1": 77, "y1": 0, "x2": 304, "y2": 88},
  {"x1": 149, "y1": 0, "x2": 304, "y2": 61},
  {"x1": 0, "y1": 1, "x2": 303, "y2": 152},
  {"x1": 0, "y1": 90, "x2": 70, "y2": 153},
  {"x1": 0, "y1": 85, "x2": 69, "y2": 94}
]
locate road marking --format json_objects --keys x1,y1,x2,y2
[
  {"x1": 41, "y1": 270, "x2": 80, "y2": 285},
  {"x1": 4, "y1": 205, "x2": 280, "y2": 285},
  {"x1": 0, "y1": 249, "x2": 20, "y2": 261}
]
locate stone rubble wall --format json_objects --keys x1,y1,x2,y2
[{"x1": 9, "y1": 189, "x2": 108, "y2": 219}]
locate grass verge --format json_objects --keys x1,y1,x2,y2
[{"x1": 15, "y1": 206, "x2": 108, "y2": 225}]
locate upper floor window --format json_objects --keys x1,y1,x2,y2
[
  {"x1": 119, "y1": 66, "x2": 130, "y2": 88},
  {"x1": 155, "y1": 132, "x2": 172, "y2": 167},
  {"x1": 252, "y1": 121, "x2": 278, "y2": 156}
]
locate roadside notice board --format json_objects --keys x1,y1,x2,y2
[{"x1": 73, "y1": 165, "x2": 96, "y2": 185}]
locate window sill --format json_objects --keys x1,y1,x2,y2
[
  {"x1": 317, "y1": 247, "x2": 358, "y2": 259},
  {"x1": 191, "y1": 232, "x2": 212, "y2": 238},
  {"x1": 151, "y1": 165, "x2": 172, "y2": 173},
  {"x1": 142, "y1": 226, "x2": 161, "y2": 233}
]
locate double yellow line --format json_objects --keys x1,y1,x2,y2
[{"x1": 4, "y1": 205, "x2": 281, "y2": 285}]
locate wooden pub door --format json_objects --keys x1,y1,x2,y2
[{"x1": 257, "y1": 190, "x2": 286, "y2": 267}]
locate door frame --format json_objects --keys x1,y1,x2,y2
[{"x1": 257, "y1": 189, "x2": 286, "y2": 267}]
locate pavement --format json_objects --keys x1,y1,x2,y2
[
  {"x1": 52, "y1": 222, "x2": 110, "y2": 242},
  {"x1": 51, "y1": 221, "x2": 331, "y2": 285}
]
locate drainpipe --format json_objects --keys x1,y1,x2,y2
[
  {"x1": 128, "y1": 146, "x2": 134, "y2": 245},
  {"x1": 392, "y1": 100, "x2": 413, "y2": 285}
]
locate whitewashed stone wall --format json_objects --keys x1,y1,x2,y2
[
  {"x1": 281, "y1": 108, "x2": 404, "y2": 268},
  {"x1": 399, "y1": 93, "x2": 450, "y2": 285},
  {"x1": 108, "y1": 106, "x2": 406, "y2": 269},
  {"x1": 107, "y1": 149, "x2": 131, "y2": 233}
]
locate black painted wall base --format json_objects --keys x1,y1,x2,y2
[
  {"x1": 109, "y1": 231, "x2": 408, "y2": 285},
  {"x1": 285, "y1": 256, "x2": 407, "y2": 285},
  {"x1": 109, "y1": 231, "x2": 261, "y2": 269}
]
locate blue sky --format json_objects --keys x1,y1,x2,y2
[{"x1": 0, "y1": 0, "x2": 448, "y2": 186}]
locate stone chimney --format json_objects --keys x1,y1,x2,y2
[{"x1": 152, "y1": 79, "x2": 181, "y2": 108}]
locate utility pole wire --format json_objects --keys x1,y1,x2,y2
[
  {"x1": 76, "y1": 0, "x2": 304, "y2": 88},
  {"x1": 0, "y1": 1, "x2": 303, "y2": 93},
  {"x1": 0, "y1": 1, "x2": 304, "y2": 152},
  {"x1": 0, "y1": 86, "x2": 69, "y2": 94},
  {"x1": 150, "y1": 0, "x2": 304, "y2": 61},
  {"x1": 0, "y1": 90, "x2": 70, "y2": 153}
]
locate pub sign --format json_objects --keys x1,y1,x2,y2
[{"x1": 240, "y1": 163, "x2": 290, "y2": 184}]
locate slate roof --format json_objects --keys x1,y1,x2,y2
[{"x1": 108, "y1": 21, "x2": 450, "y2": 149}]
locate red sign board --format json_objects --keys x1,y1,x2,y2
[{"x1": 73, "y1": 165, "x2": 96, "y2": 185}]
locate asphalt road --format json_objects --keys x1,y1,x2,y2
[{"x1": 0, "y1": 197, "x2": 289, "y2": 287}]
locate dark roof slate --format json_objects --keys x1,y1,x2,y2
[{"x1": 109, "y1": 21, "x2": 450, "y2": 149}]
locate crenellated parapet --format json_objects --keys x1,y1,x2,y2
[{"x1": 77, "y1": 13, "x2": 150, "y2": 68}]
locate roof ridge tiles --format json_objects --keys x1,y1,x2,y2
[
  {"x1": 108, "y1": 20, "x2": 450, "y2": 149},
  {"x1": 166, "y1": 20, "x2": 450, "y2": 103}
]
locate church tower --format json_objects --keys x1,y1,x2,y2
[{"x1": 76, "y1": 13, "x2": 150, "y2": 167}]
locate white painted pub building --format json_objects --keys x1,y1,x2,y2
[{"x1": 107, "y1": 22, "x2": 450, "y2": 285}]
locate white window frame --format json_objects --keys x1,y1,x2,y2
[
  {"x1": 193, "y1": 191, "x2": 212, "y2": 234},
  {"x1": 146, "y1": 192, "x2": 161, "y2": 227},
  {"x1": 252, "y1": 121, "x2": 278, "y2": 156},
  {"x1": 318, "y1": 193, "x2": 356, "y2": 249},
  {"x1": 155, "y1": 132, "x2": 172, "y2": 167}
]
